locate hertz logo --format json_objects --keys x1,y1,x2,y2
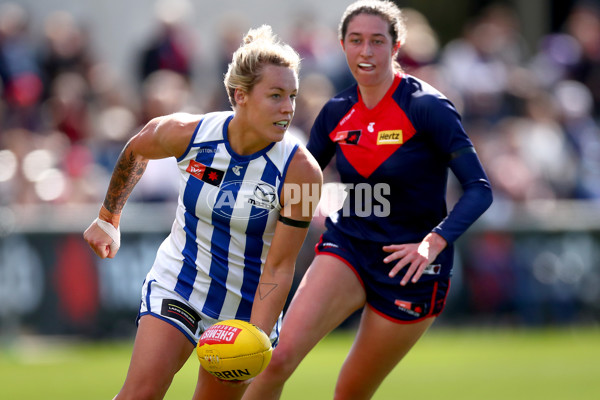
[{"x1": 377, "y1": 130, "x2": 403, "y2": 145}]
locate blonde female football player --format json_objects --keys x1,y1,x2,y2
[
  {"x1": 244, "y1": 1, "x2": 492, "y2": 399},
  {"x1": 83, "y1": 25, "x2": 322, "y2": 400}
]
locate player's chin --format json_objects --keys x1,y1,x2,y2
[{"x1": 268, "y1": 130, "x2": 286, "y2": 143}]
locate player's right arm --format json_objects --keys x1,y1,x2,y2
[{"x1": 83, "y1": 113, "x2": 199, "y2": 259}]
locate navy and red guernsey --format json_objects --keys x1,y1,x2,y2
[{"x1": 307, "y1": 73, "x2": 492, "y2": 250}]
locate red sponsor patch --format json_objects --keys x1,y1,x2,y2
[
  {"x1": 333, "y1": 130, "x2": 361, "y2": 144},
  {"x1": 395, "y1": 299, "x2": 425, "y2": 316},
  {"x1": 186, "y1": 160, "x2": 224, "y2": 186},
  {"x1": 187, "y1": 160, "x2": 207, "y2": 180},
  {"x1": 199, "y1": 324, "x2": 242, "y2": 345},
  {"x1": 395, "y1": 299, "x2": 413, "y2": 310}
]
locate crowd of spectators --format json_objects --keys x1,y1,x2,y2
[
  {"x1": 1, "y1": 0, "x2": 599, "y2": 325},
  {"x1": 1, "y1": 1, "x2": 599, "y2": 207}
]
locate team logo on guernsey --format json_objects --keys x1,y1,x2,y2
[
  {"x1": 333, "y1": 130, "x2": 361, "y2": 145},
  {"x1": 205, "y1": 180, "x2": 278, "y2": 220},
  {"x1": 377, "y1": 130, "x2": 403, "y2": 145},
  {"x1": 250, "y1": 183, "x2": 277, "y2": 210},
  {"x1": 187, "y1": 160, "x2": 224, "y2": 186}
]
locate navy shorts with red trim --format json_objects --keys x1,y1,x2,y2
[{"x1": 315, "y1": 227, "x2": 452, "y2": 323}]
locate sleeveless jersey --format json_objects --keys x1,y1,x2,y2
[
  {"x1": 308, "y1": 73, "x2": 489, "y2": 246},
  {"x1": 148, "y1": 111, "x2": 300, "y2": 322}
]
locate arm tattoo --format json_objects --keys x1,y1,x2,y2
[
  {"x1": 103, "y1": 144, "x2": 148, "y2": 214},
  {"x1": 258, "y1": 283, "x2": 278, "y2": 300}
]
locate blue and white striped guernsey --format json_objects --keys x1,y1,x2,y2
[{"x1": 147, "y1": 111, "x2": 300, "y2": 322}]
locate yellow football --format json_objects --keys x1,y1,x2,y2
[{"x1": 196, "y1": 319, "x2": 273, "y2": 381}]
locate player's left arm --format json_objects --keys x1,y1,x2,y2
[
  {"x1": 249, "y1": 146, "x2": 322, "y2": 334},
  {"x1": 385, "y1": 148, "x2": 493, "y2": 284},
  {"x1": 384, "y1": 94, "x2": 493, "y2": 285}
]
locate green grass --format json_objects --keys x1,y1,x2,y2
[{"x1": 1, "y1": 327, "x2": 599, "y2": 399}]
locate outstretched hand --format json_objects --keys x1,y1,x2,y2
[{"x1": 382, "y1": 233, "x2": 447, "y2": 285}]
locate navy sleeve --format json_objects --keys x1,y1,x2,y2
[
  {"x1": 406, "y1": 83, "x2": 492, "y2": 243},
  {"x1": 432, "y1": 148, "x2": 493, "y2": 243},
  {"x1": 306, "y1": 103, "x2": 337, "y2": 170},
  {"x1": 411, "y1": 93, "x2": 473, "y2": 154}
]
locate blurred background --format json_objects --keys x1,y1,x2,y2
[{"x1": 0, "y1": 0, "x2": 599, "y2": 341}]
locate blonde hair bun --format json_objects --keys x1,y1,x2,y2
[
  {"x1": 224, "y1": 25, "x2": 300, "y2": 108},
  {"x1": 242, "y1": 25, "x2": 274, "y2": 45}
]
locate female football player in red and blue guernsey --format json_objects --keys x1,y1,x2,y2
[{"x1": 244, "y1": 1, "x2": 493, "y2": 399}]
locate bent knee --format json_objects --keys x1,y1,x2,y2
[{"x1": 262, "y1": 345, "x2": 301, "y2": 381}]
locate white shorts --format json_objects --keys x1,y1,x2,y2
[{"x1": 137, "y1": 275, "x2": 281, "y2": 346}]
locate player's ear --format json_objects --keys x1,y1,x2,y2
[
  {"x1": 340, "y1": 39, "x2": 345, "y2": 51},
  {"x1": 234, "y1": 88, "x2": 247, "y2": 106}
]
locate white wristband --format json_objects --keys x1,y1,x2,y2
[{"x1": 95, "y1": 218, "x2": 121, "y2": 252}]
